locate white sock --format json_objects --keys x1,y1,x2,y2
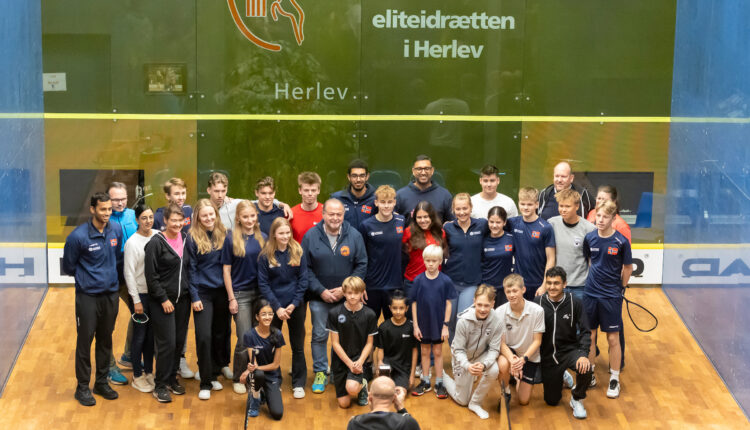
[
  {"x1": 610, "y1": 370, "x2": 620, "y2": 381},
  {"x1": 468, "y1": 403, "x2": 489, "y2": 419}
]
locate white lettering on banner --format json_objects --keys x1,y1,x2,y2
[
  {"x1": 275, "y1": 82, "x2": 349, "y2": 101},
  {"x1": 408, "y1": 40, "x2": 484, "y2": 59}
]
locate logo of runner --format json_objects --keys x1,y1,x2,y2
[{"x1": 227, "y1": 0, "x2": 305, "y2": 51}]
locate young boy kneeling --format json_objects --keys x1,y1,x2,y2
[{"x1": 328, "y1": 276, "x2": 378, "y2": 408}]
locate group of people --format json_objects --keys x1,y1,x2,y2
[{"x1": 63, "y1": 156, "x2": 632, "y2": 425}]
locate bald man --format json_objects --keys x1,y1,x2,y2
[
  {"x1": 347, "y1": 377, "x2": 421, "y2": 430},
  {"x1": 538, "y1": 162, "x2": 594, "y2": 220},
  {"x1": 302, "y1": 199, "x2": 368, "y2": 394}
]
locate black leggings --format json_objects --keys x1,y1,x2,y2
[
  {"x1": 247, "y1": 370, "x2": 283, "y2": 420},
  {"x1": 193, "y1": 287, "x2": 231, "y2": 390},
  {"x1": 151, "y1": 296, "x2": 191, "y2": 389},
  {"x1": 271, "y1": 305, "x2": 307, "y2": 389},
  {"x1": 130, "y1": 293, "x2": 154, "y2": 377}
]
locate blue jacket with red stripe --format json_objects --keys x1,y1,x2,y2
[{"x1": 331, "y1": 184, "x2": 377, "y2": 231}]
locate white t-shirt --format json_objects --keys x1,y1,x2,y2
[
  {"x1": 495, "y1": 300, "x2": 545, "y2": 363},
  {"x1": 471, "y1": 192, "x2": 518, "y2": 219},
  {"x1": 123, "y1": 229, "x2": 158, "y2": 302}
]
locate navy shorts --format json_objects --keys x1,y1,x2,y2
[
  {"x1": 583, "y1": 295, "x2": 623, "y2": 332},
  {"x1": 509, "y1": 348, "x2": 542, "y2": 385},
  {"x1": 420, "y1": 338, "x2": 443, "y2": 345}
]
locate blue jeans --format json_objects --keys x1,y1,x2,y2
[
  {"x1": 309, "y1": 299, "x2": 335, "y2": 373},
  {"x1": 449, "y1": 284, "x2": 477, "y2": 344},
  {"x1": 566, "y1": 285, "x2": 584, "y2": 302},
  {"x1": 232, "y1": 289, "x2": 257, "y2": 382}
]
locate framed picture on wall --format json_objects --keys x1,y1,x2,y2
[{"x1": 144, "y1": 63, "x2": 186, "y2": 94}]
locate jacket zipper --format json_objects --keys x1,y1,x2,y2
[{"x1": 159, "y1": 232, "x2": 184, "y2": 303}]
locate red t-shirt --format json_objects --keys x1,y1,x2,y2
[
  {"x1": 402, "y1": 226, "x2": 446, "y2": 281},
  {"x1": 291, "y1": 203, "x2": 323, "y2": 243}
]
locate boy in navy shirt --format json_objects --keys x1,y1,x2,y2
[
  {"x1": 254, "y1": 176, "x2": 287, "y2": 235},
  {"x1": 153, "y1": 177, "x2": 193, "y2": 234},
  {"x1": 63, "y1": 192, "x2": 123, "y2": 406},
  {"x1": 582, "y1": 201, "x2": 632, "y2": 399},
  {"x1": 359, "y1": 185, "x2": 405, "y2": 320},
  {"x1": 506, "y1": 187, "x2": 556, "y2": 300},
  {"x1": 327, "y1": 276, "x2": 378, "y2": 409}
]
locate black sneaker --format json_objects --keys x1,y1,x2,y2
[
  {"x1": 411, "y1": 380, "x2": 432, "y2": 396},
  {"x1": 168, "y1": 381, "x2": 186, "y2": 395},
  {"x1": 153, "y1": 386, "x2": 172, "y2": 403},
  {"x1": 74, "y1": 387, "x2": 96, "y2": 406},
  {"x1": 92, "y1": 383, "x2": 119, "y2": 400},
  {"x1": 434, "y1": 382, "x2": 448, "y2": 399}
]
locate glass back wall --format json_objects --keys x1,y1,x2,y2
[{"x1": 43, "y1": 0, "x2": 675, "y2": 247}]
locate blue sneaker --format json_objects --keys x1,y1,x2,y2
[
  {"x1": 312, "y1": 371, "x2": 327, "y2": 394},
  {"x1": 248, "y1": 396, "x2": 261, "y2": 418},
  {"x1": 563, "y1": 370, "x2": 574, "y2": 389},
  {"x1": 108, "y1": 367, "x2": 127, "y2": 385},
  {"x1": 117, "y1": 354, "x2": 133, "y2": 369}
]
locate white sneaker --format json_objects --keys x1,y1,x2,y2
[
  {"x1": 179, "y1": 357, "x2": 195, "y2": 379},
  {"x1": 293, "y1": 387, "x2": 305, "y2": 399},
  {"x1": 221, "y1": 366, "x2": 234, "y2": 380},
  {"x1": 468, "y1": 403, "x2": 489, "y2": 419},
  {"x1": 570, "y1": 397, "x2": 587, "y2": 419},
  {"x1": 233, "y1": 383, "x2": 246, "y2": 394},
  {"x1": 606, "y1": 379, "x2": 620, "y2": 398},
  {"x1": 194, "y1": 371, "x2": 201, "y2": 381},
  {"x1": 131, "y1": 375, "x2": 154, "y2": 393},
  {"x1": 563, "y1": 370, "x2": 574, "y2": 389},
  {"x1": 145, "y1": 373, "x2": 155, "y2": 389},
  {"x1": 414, "y1": 365, "x2": 422, "y2": 379},
  {"x1": 211, "y1": 380, "x2": 223, "y2": 391},
  {"x1": 198, "y1": 389, "x2": 211, "y2": 400},
  {"x1": 590, "y1": 373, "x2": 597, "y2": 387}
]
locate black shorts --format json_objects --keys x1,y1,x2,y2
[
  {"x1": 390, "y1": 367, "x2": 411, "y2": 390},
  {"x1": 509, "y1": 348, "x2": 542, "y2": 385},
  {"x1": 420, "y1": 338, "x2": 443, "y2": 345},
  {"x1": 583, "y1": 295, "x2": 623, "y2": 332},
  {"x1": 332, "y1": 362, "x2": 371, "y2": 398}
]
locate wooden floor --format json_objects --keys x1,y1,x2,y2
[{"x1": 0, "y1": 286, "x2": 747, "y2": 430}]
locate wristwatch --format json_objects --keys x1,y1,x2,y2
[
  {"x1": 443, "y1": 321, "x2": 450, "y2": 326},
  {"x1": 523, "y1": 355, "x2": 529, "y2": 363}
]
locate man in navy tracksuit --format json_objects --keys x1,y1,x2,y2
[
  {"x1": 63, "y1": 192, "x2": 124, "y2": 406},
  {"x1": 395, "y1": 155, "x2": 454, "y2": 224},
  {"x1": 301, "y1": 199, "x2": 367, "y2": 394},
  {"x1": 331, "y1": 159, "x2": 377, "y2": 231}
]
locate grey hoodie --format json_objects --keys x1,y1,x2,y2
[{"x1": 451, "y1": 305, "x2": 504, "y2": 371}]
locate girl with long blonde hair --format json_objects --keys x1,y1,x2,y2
[
  {"x1": 221, "y1": 200, "x2": 266, "y2": 394},
  {"x1": 257, "y1": 217, "x2": 309, "y2": 399}
]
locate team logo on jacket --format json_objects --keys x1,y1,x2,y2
[
  {"x1": 531, "y1": 231, "x2": 540, "y2": 239},
  {"x1": 184, "y1": 217, "x2": 191, "y2": 226},
  {"x1": 505, "y1": 244, "x2": 513, "y2": 252},
  {"x1": 505, "y1": 324, "x2": 513, "y2": 331},
  {"x1": 361, "y1": 205, "x2": 372, "y2": 214},
  {"x1": 607, "y1": 247, "x2": 618, "y2": 255},
  {"x1": 563, "y1": 314, "x2": 570, "y2": 320},
  {"x1": 338, "y1": 314, "x2": 346, "y2": 323},
  {"x1": 396, "y1": 226, "x2": 403, "y2": 234},
  {"x1": 340, "y1": 246, "x2": 350, "y2": 256},
  {"x1": 485, "y1": 328, "x2": 492, "y2": 336},
  {"x1": 110, "y1": 238, "x2": 118, "y2": 247}
]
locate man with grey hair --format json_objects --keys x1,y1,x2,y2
[
  {"x1": 537, "y1": 162, "x2": 594, "y2": 220},
  {"x1": 347, "y1": 376, "x2": 421, "y2": 430},
  {"x1": 301, "y1": 199, "x2": 367, "y2": 395}
]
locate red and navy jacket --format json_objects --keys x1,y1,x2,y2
[
  {"x1": 331, "y1": 184, "x2": 377, "y2": 231},
  {"x1": 63, "y1": 220, "x2": 123, "y2": 295}
]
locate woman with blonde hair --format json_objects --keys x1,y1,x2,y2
[
  {"x1": 186, "y1": 199, "x2": 231, "y2": 400},
  {"x1": 258, "y1": 217, "x2": 309, "y2": 399},
  {"x1": 221, "y1": 200, "x2": 266, "y2": 394}
]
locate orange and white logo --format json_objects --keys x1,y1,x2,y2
[
  {"x1": 227, "y1": 0, "x2": 305, "y2": 51},
  {"x1": 340, "y1": 246, "x2": 350, "y2": 257}
]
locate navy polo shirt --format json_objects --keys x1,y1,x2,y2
[
  {"x1": 583, "y1": 230, "x2": 632, "y2": 299},
  {"x1": 255, "y1": 203, "x2": 286, "y2": 235},
  {"x1": 63, "y1": 220, "x2": 123, "y2": 295},
  {"x1": 186, "y1": 231, "x2": 225, "y2": 302},
  {"x1": 481, "y1": 233, "x2": 514, "y2": 287},
  {"x1": 359, "y1": 214, "x2": 405, "y2": 291},
  {"x1": 221, "y1": 232, "x2": 266, "y2": 292},
  {"x1": 258, "y1": 249, "x2": 308, "y2": 310},
  {"x1": 506, "y1": 216, "x2": 556, "y2": 288},
  {"x1": 443, "y1": 218, "x2": 488, "y2": 286}
]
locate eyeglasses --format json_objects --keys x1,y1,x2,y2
[
  {"x1": 111, "y1": 198, "x2": 127, "y2": 203},
  {"x1": 412, "y1": 167, "x2": 433, "y2": 172},
  {"x1": 348, "y1": 174, "x2": 368, "y2": 179}
]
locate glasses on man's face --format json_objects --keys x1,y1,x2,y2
[
  {"x1": 349, "y1": 174, "x2": 368, "y2": 179},
  {"x1": 111, "y1": 198, "x2": 127, "y2": 203},
  {"x1": 412, "y1": 167, "x2": 433, "y2": 172}
]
